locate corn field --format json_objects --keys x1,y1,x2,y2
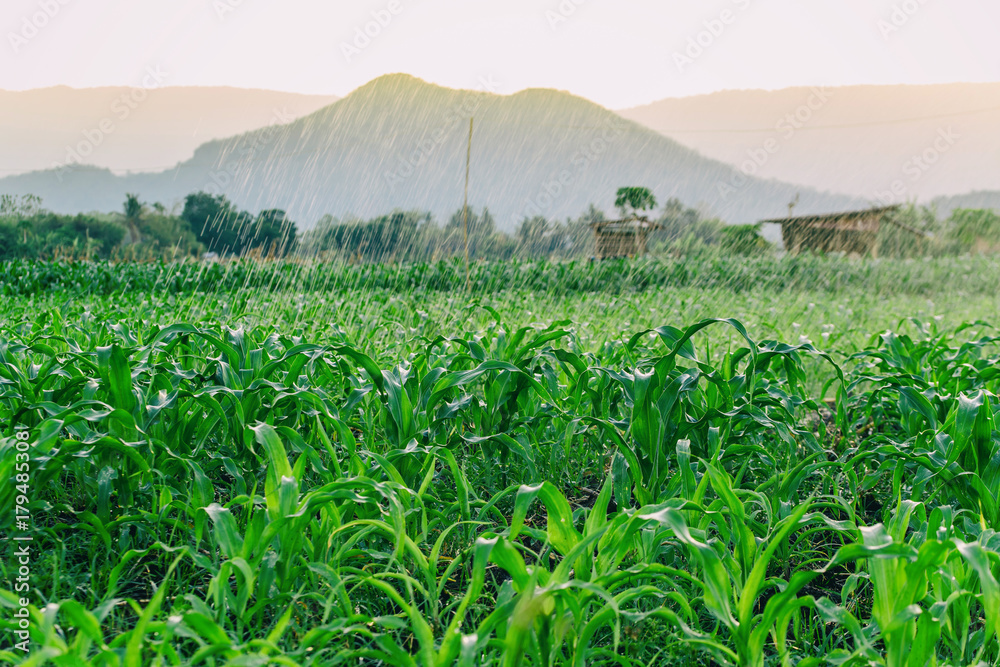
[{"x1": 1, "y1": 258, "x2": 999, "y2": 666}]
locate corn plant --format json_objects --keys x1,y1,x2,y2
[{"x1": 0, "y1": 260, "x2": 998, "y2": 665}]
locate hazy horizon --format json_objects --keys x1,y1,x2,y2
[
  {"x1": 6, "y1": 77, "x2": 1000, "y2": 108},
  {"x1": 3, "y1": 0, "x2": 998, "y2": 108}
]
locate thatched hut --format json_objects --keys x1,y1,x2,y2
[
  {"x1": 590, "y1": 217, "x2": 662, "y2": 259},
  {"x1": 759, "y1": 206, "x2": 919, "y2": 257}
]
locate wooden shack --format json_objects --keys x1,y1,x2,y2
[
  {"x1": 760, "y1": 206, "x2": 916, "y2": 257},
  {"x1": 590, "y1": 217, "x2": 662, "y2": 259}
]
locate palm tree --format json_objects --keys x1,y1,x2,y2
[{"x1": 123, "y1": 193, "x2": 143, "y2": 245}]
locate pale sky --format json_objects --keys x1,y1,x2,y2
[{"x1": 2, "y1": 0, "x2": 998, "y2": 108}]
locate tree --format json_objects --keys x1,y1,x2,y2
[
  {"x1": 1, "y1": 194, "x2": 42, "y2": 244},
  {"x1": 615, "y1": 187, "x2": 657, "y2": 219},
  {"x1": 447, "y1": 207, "x2": 503, "y2": 258},
  {"x1": 181, "y1": 193, "x2": 295, "y2": 257},
  {"x1": 0, "y1": 224, "x2": 20, "y2": 260},
  {"x1": 254, "y1": 209, "x2": 298, "y2": 256},
  {"x1": 182, "y1": 192, "x2": 244, "y2": 255},
  {"x1": 0, "y1": 194, "x2": 42, "y2": 220},
  {"x1": 447, "y1": 206, "x2": 496, "y2": 237},
  {"x1": 301, "y1": 210, "x2": 437, "y2": 261},
  {"x1": 517, "y1": 215, "x2": 548, "y2": 245},
  {"x1": 31, "y1": 213, "x2": 125, "y2": 259},
  {"x1": 657, "y1": 197, "x2": 706, "y2": 241},
  {"x1": 516, "y1": 216, "x2": 554, "y2": 258},
  {"x1": 138, "y1": 210, "x2": 203, "y2": 258},
  {"x1": 558, "y1": 205, "x2": 606, "y2": 257},
  {"x1": 579, "y1": 204, "x2": 605, "y2": 226},
  {"x1": 660, "y1": 197, "x2": 698, "y2": 228},
  {"x1": 947, "y1": 208, "x2": 1000, "y2": 254},
  {"x1": 0, "y1": 194, "x2": 42, "y2": 252},
  {"x1": 123, "y1": 193, "x2": 143, "y2": 245},
  {"x1": 182, "y1": 192, "x2": 233, "y2": 232}
]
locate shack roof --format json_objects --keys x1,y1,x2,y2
[
  {"x1": 589, "y1": 216, "x2": 664, "y2": 232},
  {"x1": 758, "y1": 205, "x2": 923, "y2": 236}
]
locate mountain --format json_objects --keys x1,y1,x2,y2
[
  {"x1": 0, "y1": 86, "x2": 338, "y2": 178},
  {"x1": 0, "y1": 74, "x2": 861, "y2": 228},
  {"x1": 618, "y1": 83, "x2": 1000, "y2": 202}
]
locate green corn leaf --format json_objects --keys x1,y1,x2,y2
[
  {"x1": 204, "y1": 503, "x2": 244, "y2": 559},
  {"x1": 509, "y1": 482, "x2": 580, "y2": 558}
]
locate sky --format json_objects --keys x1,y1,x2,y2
[{"x1": 2, "y1": 0, "x2": 998, "y2": 108}]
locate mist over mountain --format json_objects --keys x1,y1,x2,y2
[
  {"x1": 0, "y1": 75, "x2": 864, "y2": 229},
  {"x1": 619, "y1": 83, "x2": 1000, "y2": 203},
  {"x1": 0, "y1": 86, "x2": 338, "y2": 178}
]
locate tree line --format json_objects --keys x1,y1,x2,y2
[
  {"x1": 1, "y1": 189, "x2": 998, "y2": 262},
  {"x1": 299, "y1": 190, "x2": 761, "y2": 261},
  {"x1": 0, "y1": 192, "x2": 296, "y2": 261}
]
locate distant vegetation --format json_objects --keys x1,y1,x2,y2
[
  {"x1": 1, "y1": 190, "x2": 999, "y2": 262},
  {"x1": 0, "y1": 192, "x2": 296, "y2": 261}
]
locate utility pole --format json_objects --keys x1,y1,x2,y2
[{"x1": 463, "y1": 118, "x2": 473, "y2": 293}]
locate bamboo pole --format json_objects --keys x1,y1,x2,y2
[{"x1": 463, "y1": 118, "x2": 473, "y2": 293}]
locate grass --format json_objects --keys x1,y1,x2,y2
[{"x1": 0, "y1": 254, "x2": 998, "y2": 665}]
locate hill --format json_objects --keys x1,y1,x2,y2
[
  {"x1": 618, "y1": 83, "x2": 1000, "y2": 202},
  {"x1": 0, "y1": 75, "x2": 861, "y2": 228},
  {"x1": 0, "y1": 86, "x2": 338, "y2": 178}
]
